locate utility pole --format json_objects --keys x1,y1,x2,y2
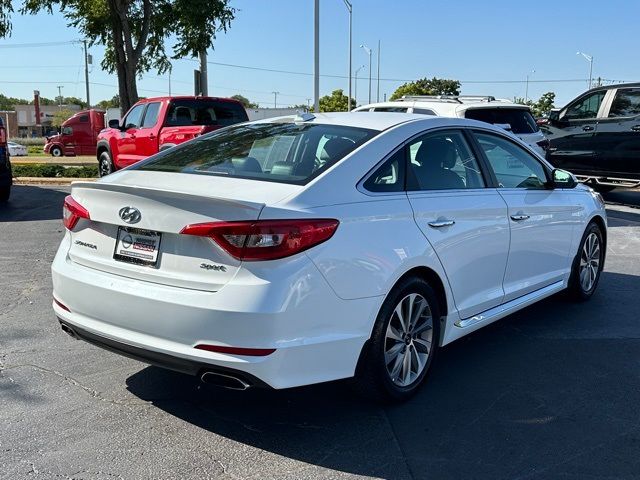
[
  {"x1": 272, "y1": 91, "x2": 279, "y2": 108},
  {"x1": 376, "y1": 40, "x2": 381, "y2": 102},
  {"x1": 342, "y1": 0, "x2": 353, "y2": 111},
  {"x1": 355, "y1": 65, "x2": 365, "y2": 107},
  {"x1": 199, "y1": 50, "x2": 208, "y2": 96},
  {"x1": 56, "y1": 85, "x2": 64, "y2": 110},
  {"x1": 525, "y1": 69, "x2": 535, "y2": 103},
  {"x1": 360, "y1": 44, "x2": 372, "y2": 104},
  {"x1": 83, "y1": 40, "x2": 91, "y2": 108},
  {"x1": 306, "y1": 98, "x2": 311, "y2": 111},
  {"x1": 313, "y1": 0, "x2": 320, "y2": 112}
]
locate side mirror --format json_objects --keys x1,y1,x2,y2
[
  {"x1": 551, "y1": 168, "x2": 577, "y2": 189},
  {"x1": 108, "y1": 119, "x2": 121, "y2": 129}
]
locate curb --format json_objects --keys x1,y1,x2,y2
[{"x1": 13, "y1": 177, "x2": 96, "y2": 185}]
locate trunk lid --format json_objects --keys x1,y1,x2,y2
[{"x1": 67, "y1": 172, "x2": 301, "y2": 291}]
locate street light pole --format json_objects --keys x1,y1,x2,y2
[
  {"x1": 377, "y1": 39, "x2": 380, "y2": 102},
  {"x1": 342, "y1": 0, "x2": 353, "y2": 111},
  {"x1": 354, "y1": 65, "x2": 365, "y2": 107},
  {"x1": 82, "y1": 40, "x2": 91, "y2": 108},
  {"x1": 56, "y1": 85, "x2": 64, "y2": 111},
  {"x1": 272, "y1": 91, "x2": 279, "y2": 108},
  {"x1": 525, "y1": 69, "x2": 535, "y2": 102},
  {"x1": 313, "y1": 0, "x2": 320, "y2": 112},
  {"x1": 360, "y1": 44, "x2": 372, "y2": 104},
  {"x1": 577, "y1": 52, "x2": 594, "y2": 89}
]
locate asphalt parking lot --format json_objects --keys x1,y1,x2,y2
[{"x1": 1, "y1": 185, "x2": 639, "y2": 480}]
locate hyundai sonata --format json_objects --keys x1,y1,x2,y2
[{"x1": 52, "y1": 112, "x2": 606, "y2": 401}]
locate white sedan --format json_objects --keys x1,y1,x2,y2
[
  {"x1": 8, "y1": 141, "x2": 27, "y2": 156},
  {"x1": 52, "y1": 112, "x2": 607, "y2": 401}
]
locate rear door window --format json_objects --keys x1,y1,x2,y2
[
  {"x1": 141, "y1": 102, "x2": 162, "y2": 128},
  {"x1": 165, "y1": 100, "x2": 248, "y2": 127},
  {"x1": 413, "y1": 108, "x2": 436, "y2": 115},
  {"x1": 608, "y1": 88, "x2": 640, "y2": 118},
  {"x1": 465, "y1": 108, "x2": 539, "y2": 134}
]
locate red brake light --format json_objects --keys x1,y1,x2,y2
[
  {"x1": 181, "y1": 219, "x2": 339, "y2": 261},
  {"x1": 63, "y1": 195, "x2": 90, "y2": 230},
  {"x1": 0, "y1": 125, "x2": 6, "y2": 145}
]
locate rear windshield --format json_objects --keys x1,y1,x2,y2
[
  {"x1": 465, "y1": 108, "x2": 539, "y2": 134},
  {"x1": 165, "y1": 99, "x2": 248, "y2": 127},
  {"x1": 135, "y1": 122, "x2": 378, "y2": 185}
]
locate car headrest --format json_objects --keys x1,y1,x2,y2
[
  {"x1": 416, "y1": 137, "x2": 458, "y2": 169},
  {"x1": 232, "y1": 156, "x2": 262, "y2": 173},
  {"x1": 322, "y1": 137, "x2": 355, "y2": 161}
]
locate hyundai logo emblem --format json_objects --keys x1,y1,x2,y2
[{"x1": 119, "y1": 206, "x2": 141, "y2": 224}]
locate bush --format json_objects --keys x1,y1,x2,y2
[
  {"x1": 12, "y1": 164, "x2": 98, "y2": 178},
  {"x1": 27, "y1": 145, "x2": 45, "y2": 155},
  {"x1": 10, "y1": 137, "x2": 46, "y2": 146}
]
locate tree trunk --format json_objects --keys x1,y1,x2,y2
[{"x1": 108, "y1": 0, "x2": 148, "y2": 114}]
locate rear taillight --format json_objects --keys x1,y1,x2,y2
[
  {"x1": 181, "y1": 219, "x2": 339, "y2": 261},
  {"x1": 63, "y1": 195, "x2": 90, "y2": 230},
  {"x1": 537, "y1": 138, "x2": 550, "y2": 151},
  {"x1": 0, "y1": 125, "x2": 6, "y2": 145}
]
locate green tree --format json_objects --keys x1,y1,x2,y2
[
  {"x1": 319, "y1": 89, "x2": 355, "y2": 112},
  {"x1": 231, "y1": 94, "x2": 259, "y2": 109},
  {"x1": 0, "y1": 94, "x2": 29, "y2": 110},
  {"x1": 96, "y1": 95, "x2": 121, "y2": 109},
  {"x1": 52, "y1": 109, "x2": 76, "y2": 128},
  {"x1": 390, "y1": 77, "x2": 461, "y2": 100},
  {"x1": 0, "y1": 1, "x2": 235, "y2": 113},
  {"x1": 515, "y1": 92, "x2": 556, "y2": 117},
  {"x1": 289, "y1": 104, "x2": 309, "y2": 111},
  {"x1": 64, "y1": 96, "x2": 88, "y2": 108}
]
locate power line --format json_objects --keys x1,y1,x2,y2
[{"x1": 0, "y1": 40, "x2": 80, "y2": 48}]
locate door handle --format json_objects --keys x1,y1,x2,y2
[
  {"x1": 582, "y1": 125, "x2": 594, "y2": 132},
  {"x1": 631, "y1": 125, "x2": 640, "y2": 132},
  {"x1": 510, "y1": 214, "x2": 530, "y2": 221},
  {"x1": 428, "y1": 219, "x2": 455, "y2": 228}
]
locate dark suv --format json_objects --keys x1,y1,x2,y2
[
  {"x1": 541, "y1": 82, "x2": 640, "y2": 191},
  {"x1": 0, "y1": 116, "x2": 11, "y2": 202}
]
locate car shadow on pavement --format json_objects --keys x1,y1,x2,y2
[
  {"x1": 0, "y1": 185, "x2": 68, "y2": 222},
  {"x1": 125, "y1": 272, "x2": 640, "y2": 479}
]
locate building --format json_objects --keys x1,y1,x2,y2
[
  {"x1": 14, "y1": 104, "x2": 81, "y2": 137},
  {"x1": 246, "y1": 107, "x2": 303, "y2": 121}
]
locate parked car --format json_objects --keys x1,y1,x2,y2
[
  {"x1": 8, "y1": 141, "x2": 27, "y2": 156},
  {"x1": 354, "y1": 95, "x2": 549, "y2": 156},
  {"x1": 96, "y1": 96, "x2": 249, "y2": 176},
  {"x1": 44, "y1": 109, "x2": 106, "y2": 157},
  {"x1": 542, "y1": 82, "x2": 640, "y2": 191},
  {"x1": 53, "y1": 112, "x2": 607, "y2": 402},
  {"x1": 0, "y1": 117, "x2": 12, "y2": 202}
]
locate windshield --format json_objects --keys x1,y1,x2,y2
[
  {"x1": 135, "y1": 122, "x2": 378, "y2": 185},
  {"x1": 465, "y1": 108, "x2": 539, "y2": 134},
  {"x1": 165, "y1": 99, "x2": 248, "y2": 127}
]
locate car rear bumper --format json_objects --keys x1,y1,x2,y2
[{"x1": 51, "y1": 239, "x2": 380, "y2": 389}]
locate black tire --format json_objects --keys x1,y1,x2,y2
[
  {"x1": 98, "y1": 151, "x2": 113, "y2": 177},
  {"x1": 567, "y1": 222, "x2": 604, "y2": 301},
  {"x1": 0, "y1": 185, "x2": 10, "y2": 202},
  {"x1": 353, "y1": 276, "x2": 441, "y2": 403},
  {"x1": 50, "y1": 146, "x2": 63, "y2": 157}
]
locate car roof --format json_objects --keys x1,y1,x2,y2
[
  {"x1": 355, "y1": 99, "x2": 531, "y2": 115},
  {"x1": 137, "y1": 96, "x2": 242, "y2": 104},
  {"x1": 251, "y1": 111, "x2": 509, "y2": 133}
]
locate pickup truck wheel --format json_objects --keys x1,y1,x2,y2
[
  {"x1": 98, "y1": 151, "x2": 113, "y2": 177},
  {"x1": 50, "y1": 146, "x2": 63, "y2": 157}
]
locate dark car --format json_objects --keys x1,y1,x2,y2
[
  {"x1": 541, "y1": 82, "x2": 640, "y2": 191},
  {"x1": 0, "y1": 116, "x2": 12, "y2": 202}
]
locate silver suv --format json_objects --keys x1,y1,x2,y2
[{"x1": 354, "y1": 95, "x2": 548, "y2": 157}]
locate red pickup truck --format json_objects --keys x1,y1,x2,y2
[
  {"x1": 96, "y1": 96, "x2": 248, "y2": 176},
  {"x1": 44, "y1": 109, "x2": 105, "y2": 157}
]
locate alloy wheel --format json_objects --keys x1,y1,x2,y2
[
  {"x1": 384, "y1": 293, "x2": 433, "y2": 387},
  {"x1": 579, "y1": 232, "x2": 601, "y2": 292}
]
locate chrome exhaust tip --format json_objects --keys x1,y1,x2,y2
[
  {"x1": 59, "y1": 321, "x2": 78, "y2": 339},
  {"x1": 200, "y1": 371, "x2": 251, "y2": 391}
]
